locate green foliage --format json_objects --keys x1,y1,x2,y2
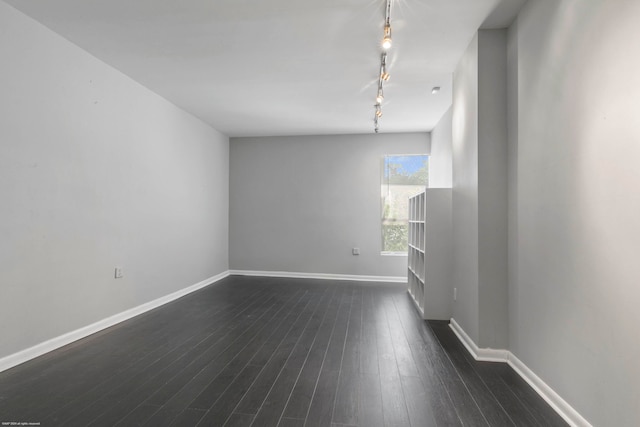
[
  {"x1": 382, "y1": 223, "x2": 408, "y2": 252},
  {"x1": 381, "y1": 155, "x2": 428, "y2": 252}
]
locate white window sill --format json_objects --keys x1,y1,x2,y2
[{"x1": 381, "y1": 252, "x2": 408, "y2": 257}]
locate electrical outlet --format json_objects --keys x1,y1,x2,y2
[
  {"x1": 453, "y1": 287, "x2": 457, "y2": 301},
  {"x1": 114, "y1": 267, "x2": 123, "y2": 279},
  {"x1": 352, "y1": 247, "x2": 360, "y2": 255}
]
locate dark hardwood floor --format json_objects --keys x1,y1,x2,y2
[{"x1": 0, "y1": 276, "x2": 567, "y2": 426}]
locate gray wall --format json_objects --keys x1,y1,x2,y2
[
  {"x1": 229, "y1": 133, "x2": 430, "y2": 279},
  {"x1": 424, "y1": 107, "x2": 454, "y2": 320},
  {"x1": 477, "y1": 30, "x2": 509, "y2": 349},
  {"x1": 509, "y1": 1, "x2": 640, "y2": 425},
  {"x1": 0, "y1": 3, "x2": 229, "y2": 360},
  {"x1": 429, "y1": 107, "x2": 453, "y2": 188},
  {"x1": 452, "y1": 33, "x2": 480, "y2": 342},
  {"x1": 452, "y1": 30, "x2": 509, "y2": 349},
  {"x1": 506, "y1": 16, "x2": 520, "y2": 389}
]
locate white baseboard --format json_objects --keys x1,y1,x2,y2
[
  {"x1": 506, "y1": 353, "x2": 592, "y2": 427},
  {"x1": 448, "y1": 318, "x2": 592, "y2": 427},
  {"x1": 229, "y1": 269, "x2": 407, "y2": 284},
  {"x1": 449, "y1": 318, "x2": 510, "y2": 362},
  {"x1": 0, "y1": 271, "x2": 230, "y2": 374}
]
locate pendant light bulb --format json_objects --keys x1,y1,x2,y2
[
  {"x1": 376, "y1": 90, "x2": 384, "y2": 104},
  {"x1": 382, "y1": 24, "x2": 392, "y2": 50}
]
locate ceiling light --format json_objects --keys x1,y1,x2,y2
[
  {"x1": 432, "y1": 86, "x2": 441, "y2": 94},
  {"x1": 382, "y1": 25, "x2": 392, "y2": 50},
  {"x1": 376, "y1": 89, "x2": 384, "y2": 104}
]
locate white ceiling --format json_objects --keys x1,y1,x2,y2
[{"x1": 3, "y1": 0, "x2": 525, "y2": 137}]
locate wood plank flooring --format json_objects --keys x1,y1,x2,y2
[{"x1": 0, "y1": 276, "x2": 567, "y2": 426}]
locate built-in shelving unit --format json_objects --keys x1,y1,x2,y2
[
  {"x1": 407, "y1": 188, "x2": 453, "y2": 320},
  {"x1": 408, "y1": 191, "x2": 426, "y2": 314}
]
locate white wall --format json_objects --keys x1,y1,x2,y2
[
  {"x1": 429, "y1": 107, "x2": 453, "y2": 188},
  {"x1": 229, "y1": 133, "x2": 430, "y2": 279},
  {"x1": 0, "y1": 2, "x2": 229, "y2": 360},
  {"x1": 510, "y1": 1, "x2": 640, "y2": 425}
]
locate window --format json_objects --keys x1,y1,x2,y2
[{"x1": 381, "y1": 155, "x2": 429, "y2": 253}]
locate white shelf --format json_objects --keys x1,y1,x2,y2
[
  {"x1": 408, "y1": 244, "x2": 425, "y2": 254},
  {"x1": 407, "y1": 191, "x2": 426, "y2": 313},
  {"x1": 407, "y1": 188, "x2": 453, "y2": 320}
]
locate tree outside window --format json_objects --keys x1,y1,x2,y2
[{"x1": 381, "y1": 155, "x2": 429, "y2": 253}]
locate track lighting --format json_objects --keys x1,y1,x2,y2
[
  {"x1": 372, "y1": 1, "x2": 394, "y2": 133},
  {"x1": 381, "y1": 52, "x2": 390, "y2": 81}
]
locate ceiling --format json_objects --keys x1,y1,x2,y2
[{"x1": 3, "y1": 0, "x2": 526, "y2": 137}]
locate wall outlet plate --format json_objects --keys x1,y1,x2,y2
[
  {"x1": 352, "y1": 247, "x2": 360, "y2": 255},
  {"x1": 114, "y1": 267, "x2": 123, "y2": 279}
]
